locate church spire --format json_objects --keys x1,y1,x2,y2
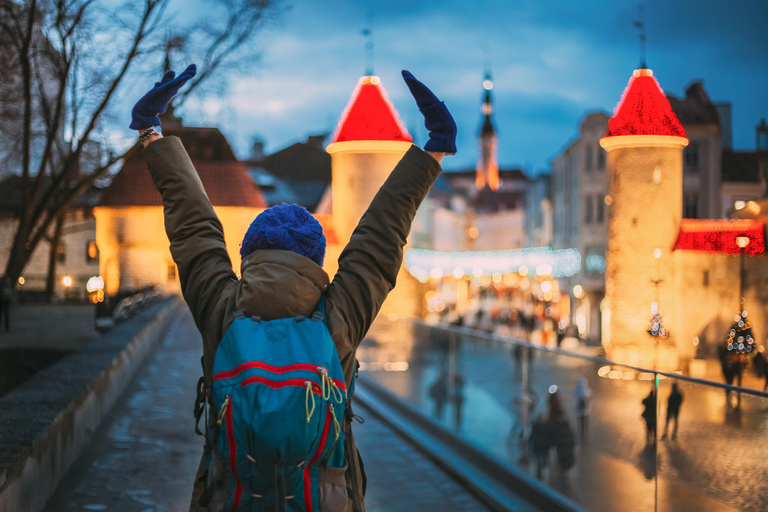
[{"x1": 476, "y1": 72, "x2": 499, "y2": 191}]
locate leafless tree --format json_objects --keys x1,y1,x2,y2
[{"x1": 0, "y1": 0, "x2": 281, "y2": 293}]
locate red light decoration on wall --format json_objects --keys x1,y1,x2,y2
[
  {"x1": 330, "y1": 76, "x2": 412, "y2": 143},
  {"x1": 673, "y1": 219, "x2": 765, "y2": 256},
  {"x1": 603, "y1": 69, "x2": 686, "y2": 139}
]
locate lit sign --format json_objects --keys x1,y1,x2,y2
[{"x1": 405, "y1": 246, "x2": 581, "y2": 282}]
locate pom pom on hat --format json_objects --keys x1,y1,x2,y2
[{"x1": 241, "y1": 204, "x2": 326, "y2": 266}]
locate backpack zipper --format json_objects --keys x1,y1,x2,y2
[{"x1": 222, "y1": 396, "x2": 243, "y2": 511}]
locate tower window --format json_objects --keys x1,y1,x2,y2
[
  {"x1": 585, "y1": 146, "x2": 593, "y2": 171},
  {"x1": 684, "y1": 142, "x2": 699, "y2": 173},
  {"x1": 584, "y1": 195, "x2": 594, "y2": 224},
  {"x1": 596, "y1": 194, "x2": 605, "y2": 223},
  {"x1": 597, "y1": 148, "x2": 606, "y2": 169}
]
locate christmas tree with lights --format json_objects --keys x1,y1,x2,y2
[
  {"x1": 724, "y1": 310, "x2": 757, "y2": 354},
  {"x1": 647, "y1": 302, "x2": 669, "y2": 338}
]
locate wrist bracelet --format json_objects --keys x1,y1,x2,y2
[{"x1": 139, "y1": 127, "x2": 158, "y2": 144}]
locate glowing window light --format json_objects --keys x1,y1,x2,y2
[
  {"x1": 62, "y1": 276, "x2": 72, "y2": 287},
  {"x1": 452, "y1": 267, "x2": 464, "y2": 279},
  {"x1": 403, "y1": 247, "x2": 581, "y2": 280},
  {"x1": 734, "y1": 200, "x2": 746, "y2": 211},
  {"x1": 86, "y1": 276, "x2": 104, "y2": 293},
  {"x1": 430, "y1": 267, "x2": 443, "y2": 280},
  {"x1": 18, "y1": 277, "x2": 25, "y2": 285},
  {"x1": 472, "y1": 267, "x2": 483, "y2": 278},
  {"x1": 540, "y1": 281, "x2": 552, "y2": 293},
  {"x1": 492, "y1": 273, "x2": 502, "y2": 283},
  {"x1": 573, "y1": 284, "x2": 584, "y2": 299}
]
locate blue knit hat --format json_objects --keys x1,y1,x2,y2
[{"x1": 240, "y1": 204, "x2": 326, "y2": 266}]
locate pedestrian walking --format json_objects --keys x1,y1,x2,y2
[
  {"x1": 752, "y1": 346, "x2": 766, "y2": 379},
  {"x1": 573, "y1": 377, "x2": 592, "y2": 440},
  {"x1": 547, "y1": 389, "x2": 576, "y2": 474},
  {"x1": 528, "y1": 415, "x2": 551, "y2": 479},
  {"x1": 662, "y1": 383, "x2": 683, "y2": 440},
  {"x1": 429, "y1": 371, "x2": 448, "y2": 419},
  {"x1": 0, "y1": 276, "x2": 12, "y2": 332},
  {"x1": 130, "y1": 65, "x2": 456, "y2": 512},
  {"x1": 641, "y1": 389, "x2": 657, "y2": 445}
]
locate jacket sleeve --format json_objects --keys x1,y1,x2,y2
[
  {"x1": 325, "y1": 145, "x2": 441, "y2": 361},
  {"x1": 142, "y1": 136, "x2": 237, "y2": 335}
]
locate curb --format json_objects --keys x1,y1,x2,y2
[{"x1": 0, "y1": 296, "x2": 183, "y2": 512}]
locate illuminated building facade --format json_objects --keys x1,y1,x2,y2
[
  {"x1": 599, "y1": 68, "x2": 767, "y2": 371},
  {"x1": 95, "y1": 113, "x2": 267, "y2": 294},
  {"x1": 553, "y1": 77, "x2": 765, "y2": 348}
]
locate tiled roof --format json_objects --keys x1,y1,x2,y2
[
  {"x1": 722, "y1": 150, "x2": 765, "y2": 183},
  {"x1": 666, "y1": 82, "x2": 720, "y2": 126},
  {"x1": 604, "y1": 69, "x2": 686, "y2": 138},
  {"x1": 330, "y1": 76, "x2": 412, "y2": 143},
  {"x1": 99, "y1": 128, "x2": 266, "y2": 208},
  {"x1": 472, "y1": 187, "x2": 526, "y2": 213}
]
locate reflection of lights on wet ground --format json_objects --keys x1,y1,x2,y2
[{"x1": 598, "y1": 365, "x2": 680, "y2": 380}]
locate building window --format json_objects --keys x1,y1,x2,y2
[
  {"x1": 585, "y1": 146, "x2": 593, "y2": 171},
  {"x1": 56, "y1": 242, "x2": 66, "y2": 264},
  {"x1": 596, "y1": 193, "x2": 604, "y2": 223},
  {"x1": 683, "y1": 193, "x2": 699, "y2": 218},
  {"x1": 86, "y1": 241, "x2": 99, "y2": 263},
  {"x1": 597, "y1": 148, "x2": 606, "y2": 169},
  {"x1": 684, "y1": 142, "x2": 699, "y2": 173},
  {"x1": 585, "y1": 195, "x2": 594, "y2": 224},
  {"x1": 703, "y1": 270, "x2": 709, "y2": 287}
]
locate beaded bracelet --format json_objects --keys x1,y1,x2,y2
[{"x1": 138, "y1": 127, "x2": 158, "y2": 144}]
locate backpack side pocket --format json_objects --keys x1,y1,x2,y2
[{"x1": 319, "y1": 463, "x2": 349, "y2": 512}]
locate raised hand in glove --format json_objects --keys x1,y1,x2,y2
[
  {"x1": 129, "y1": 64, "x2": 197, "y2": 130},
  {"x1": 402, "y1": 70, "x2": 457, "y2": 155}
]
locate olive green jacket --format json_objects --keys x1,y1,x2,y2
[{"x1": 143, "y1": 136, "x2": 441, "y2": 511}]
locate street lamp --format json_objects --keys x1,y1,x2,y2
[{"x1": 736, "y1": 234, "x2": 750, "y2": 312}]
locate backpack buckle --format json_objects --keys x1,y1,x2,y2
[
  {"x1": 234, "y1": 311, "x2": 245, "y2": 319},
  {"x1": 251, "y1": 316, "x2": 261, "y2": 322},
  {"x1": 295, "y1": 315, "x2": 305, "y2": 323},
  {"x1": 311, "y1": 311, "x2": 324, "y2": 322}
]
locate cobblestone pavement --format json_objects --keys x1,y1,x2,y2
[
  {"x1": 46, "y1": 309, "x2": 491, "y2": 512},
  {"x1": 361, "y1": 320, "x2": 767, "y2": 512}
]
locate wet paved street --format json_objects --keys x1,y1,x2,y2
[
  {"x1": 360, "y1": 319, "x2": 768, "y2": 512},
  {"x1": 46, "y1": 309, "x2": 491, "y2": 512}
]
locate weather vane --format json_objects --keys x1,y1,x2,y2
[
  {"x1": 633, "y1": 2, "x2": 647, "y2": 68},
  {"x1": 362, "y1": 12, "x2": 374, "y2": 76}
]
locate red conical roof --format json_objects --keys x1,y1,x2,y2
[
  {"x1": 604, "y1": 69, "x2": 686, "y2": 138},
  {"x1": 330, "y1": 76, "x2": 412, "y2": 143}
]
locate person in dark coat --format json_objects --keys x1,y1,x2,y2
[
  {"x1": 641, "y1": 389, "x2": 657, "y2": 445},
  {"x1": 662, "y1": 383, "x2": 683, "y2": 440},
  {"x1": 529, "y1": 415, "x2": 551, "y2": 479},
  {"x1": 547, "y1": 390, "x2": 576, "y2": 473},
  {"x1": 0, "y1": 276, "x2": 11, "y2": 332},
  {"x1": 130, "y1": 65, "x2": 456, "y2": 512}
]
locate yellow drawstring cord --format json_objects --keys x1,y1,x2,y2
[
  {"x1": 216, "y1": 396, "x2": 230, "y2": 426},
  {"x1": 329, "y1": 403, "x2": 341, "y2": 441},
  {"x1": 329, "y1": 379, "x2": 344, "y2": 404},
  {"x1": 305, "y1": 382, "x2": 316, "y2": 423},
  {"x1": 319, "y1": 368, "x2": 331, "y2": 401}
]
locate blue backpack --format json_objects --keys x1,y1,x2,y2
[{"x1": 197, "y1": 298, "x2": 354, "y2": 512}]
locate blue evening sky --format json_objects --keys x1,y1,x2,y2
[{"x1": 179, "y1": 0, "x2": 768, "y2": 174}]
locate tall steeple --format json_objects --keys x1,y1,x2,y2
[{"x1": 476, "y1": 72, "x2": 499, "y2": 191}]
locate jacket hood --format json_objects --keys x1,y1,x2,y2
[{"x1": 236, "y1": 249, "x2": 330, "y2": 319}]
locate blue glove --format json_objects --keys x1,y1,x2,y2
[
  {"x1": 402, "y1": 70, "x2": 457, "y2": 154},
  {"x1": 129, "y1": 64, "x2": 197, "y2": 130}
]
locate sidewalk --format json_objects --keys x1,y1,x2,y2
[
  {"x1": 47, "y1": 309, "x2": 493, "y2": 511},
  {"x1": 0, "y1": 303, "x2": 99, "y2": 350}
]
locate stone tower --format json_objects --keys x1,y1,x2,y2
[
  {"x1": 476, "y1": 72, "x2": 499, "y2": 191},
  {"x1": 599, "y1": 69, "x2": 689, "y2": 370},
  {"x1": 326, "y1": 75, "x2": 422, "y2": 319}
]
